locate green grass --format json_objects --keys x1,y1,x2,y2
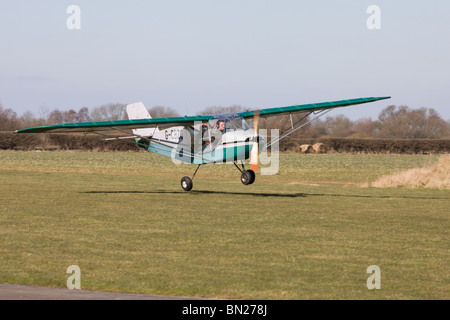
[{"x1": 0, "y1": 151, "x2": 448, "y2": 299}]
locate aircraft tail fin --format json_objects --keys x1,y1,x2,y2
[
  {"x1": 126, "y1": 102, "x2": 155, "y2": 137},
  {"x1": 126, "y1": 102, "x2": 152, "y2": 120}
]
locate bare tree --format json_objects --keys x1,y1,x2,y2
[
  {"x1": 0, "y1": 103, "x2": 21, "y2": 131},
  {"x1": 197, "y1": 105, "x2": 247, "y2": 116},
  {"x1": 21, "y1": 107, "x2": 91, "y2": 127},
  {"x1": 76, "y1": 107, "x2": 90, "y2": 122},
  {"x1": 352, "y1": 117, "x2": 379, "y2": 138},
  {"x1": 148, "y1": 106, "x2": 180, "y2": 118},
  {"x1": 326, "y1": 115, "x2": 354, "y2": 137},
  {"x1": 90, "y1": 103, "x2": 127, "y2": 121},
  {"x1": 303, "y1": 117, "x2": 329, "y2": 138},
  {"x1": 377, "y1": 105, "x2": 449, "y2": 139},
  {"x1": 20, "y1": 110, "x2": 38, "y2": 128},
  {"x1": 303, "y1": 115, "x2": 354, "y2": 138},
  {"x1": 38, "y1": 105, "x2": 50, "y2": 125},
  {"x1": 63, "y1": 109, "x2": 78, "y2": 123},
  {"x1": 47, "y1": 109, "x2": 64, "y2": 125}
]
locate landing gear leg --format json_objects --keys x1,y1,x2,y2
[
  {"x1": 181, "y1": 164, "x2": 201, "y2": 192},
  {"x1": 234, "y1": 161, "x2": 255, "y2": 185}
]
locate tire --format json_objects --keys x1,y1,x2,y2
[
  {"x1": 241, "y1": 170, "x2": 255, "y2": 185},
  {"x1": 181, "y1": 176, "x2": 193, "y2": 191},
  {"x1": 247, "y1": 169, "x2": 256, "y2": 185}
]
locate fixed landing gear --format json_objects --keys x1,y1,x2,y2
[
  {"x1": 234, "y1": 161, "x2": 255, "y2": 185},
  {"x1": 180, "y1": 162, "x2": 256, "y2": 191},
  {"x1": 181, "y1": 164, "x2": 201, "y2": 192}
]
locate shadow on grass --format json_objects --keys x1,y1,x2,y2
[{"x1": 82, "y1": 190, "x2": 448, "y2": 200}]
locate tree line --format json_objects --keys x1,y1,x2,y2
[{"x1": 1, "y1": 101, "x2": 449, "y2": 139}]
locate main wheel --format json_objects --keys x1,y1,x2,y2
[
  {"x1": 241, "y1": 170, "x2": 255, "y2": 185},
  {"x1": 247, "y1": 169, "x2": 256, "y2": 185},
  {"x1": 181, "y1": 176, "x2": 193, "y2": 191}
]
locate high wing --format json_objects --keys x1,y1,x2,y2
[
  {"x1": 16, "y1": 96, "x2": 390, "y2": 135},
  {"x1": 237, "y1": 96, "x2": 391, "y2": 119},
  {"x1": 237, "y1": 96, "x2": 391, "y2": 149},
  {"x1": 16, "y1": 115, "x2": 214, "y2": 134}
]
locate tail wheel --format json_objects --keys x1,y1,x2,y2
[
  {"x1": 241, "y1": 170, "x2": 255, "y2": 185},
  {"x1": 181, "y1": 176, "x2": 193, "y2": 191}
]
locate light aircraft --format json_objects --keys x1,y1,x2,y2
[{"x1": 17, "y1": 97, "x2": 390, "y2": 191}]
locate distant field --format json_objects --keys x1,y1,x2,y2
[{"x1": 0, "y1": 151, "x2": 448, "y2": 299}]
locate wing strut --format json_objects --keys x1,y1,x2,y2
[{"x1": 265, "y1": 109, "x2": 332, "y2": 149}]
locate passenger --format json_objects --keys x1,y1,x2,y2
[{"x1": 202, "y1": 122, "x2": 210, "y2": 151}]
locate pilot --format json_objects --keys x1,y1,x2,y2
[{"x1": 218, "y1": 120, "x2": 225, "y2": 133}]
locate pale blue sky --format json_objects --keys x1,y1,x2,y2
[{"x1": 1, "y1": 0, "x2": 449, "y2": 120}]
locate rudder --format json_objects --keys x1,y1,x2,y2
[{"x1": 126, "y1": 102, "x2": 155, "y2": 137}]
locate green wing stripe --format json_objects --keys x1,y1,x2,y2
[
  {"x1": 16, "y1": 96, "x2": 390, "y2": 133},
  {"x1": 16, "y1": 115, "x2": 214, "y2": 133},
  {"x1": 237, "y1": 96, "x2": 391, "y2": 118}
]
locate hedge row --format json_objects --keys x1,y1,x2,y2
[
  {"x1": 0, "y1": 132, "x2": 134, "y2": 152},
  {"x1": 1, "y1": 132, "x2": 449, "y2": 154},
  {"x1": 290, "y1": 138, "x2": 450, "y2": 154}
]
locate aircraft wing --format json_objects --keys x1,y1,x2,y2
[
  {"x1": 237, "y1": 97, "x2": 391, "y2": 119},
  {"x1": 16, "y1": 115, "x2": 214, "y2": 134},
  {"x1": 16, "y1": 96, "x2": 390, "y2": 134}
]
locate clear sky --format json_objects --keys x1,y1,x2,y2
[{"x1": 1, "y1": 0, "x2": 449, "y2": 121}]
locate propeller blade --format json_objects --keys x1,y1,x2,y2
[{"x1": 250, "y1": 111, "x2": 260, "y2": 171}]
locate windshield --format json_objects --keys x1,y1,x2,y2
[{"x1": 209, "y1": 114, "x2": 249, "y2": 132}]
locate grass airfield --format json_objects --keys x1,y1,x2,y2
[{"x1": 0, "y1": 151, "x2": 448, "y2": 299}]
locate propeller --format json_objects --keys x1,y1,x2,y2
[{"x1": 250, "y1": 110, "x2": 260, "y2": 171}]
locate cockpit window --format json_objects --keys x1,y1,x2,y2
[{"x1": 210, "y1": 115, "x2": 249, "y2": 132}]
